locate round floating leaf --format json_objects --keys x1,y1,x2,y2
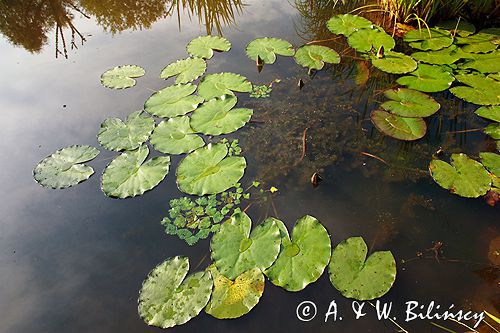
[
  {"x1": 475, "y1": 106, "x2": 500, "y2": 122},
  {"x1": 485, "y1": 123, "x2": 500, "y2": 139},
  {"x1": 190, "y1": 95, "x2": 253, "y2": 135},
  {"x1": 381, "y1": 88, "x2": 440, "y2": 117},
  {"x1": 160, "y1": 57, "x2": 207, "y2": 84},
  {"x1": 456, "y1": 29, "x2": 500, "y2": 53},
  {"x1": 176, "y1": 143, "x2": 246, "y2": 195},
  {"x1": 34, "y1": 145, "x2": 99, "y2": 189},
  {"x1": 205, "y1": 265, "x2": 265, "y2": 319},
  {"x1": 429, "y1": 153, "x2": 491, "y2": 198},
  {"x1": 144, "y1": 83, "x2": 204, "y2": 118},
  {"x1": 404, "y1": 28, "x2": 453, "y2": 51},
  {"x1": 328, "y1": 237, "x2": 396, "y2": 301},
  {"x1": 197, "y1": 73, "x2": 252, "y2": 100},
  {"x1": 371, "y1": 110, "x2": 426, "y2": 141},
  {"x1": 101, "y1": 145, "x2": 170, "y2": 198},
  {"x1": 264, "y1": 215, "x2": 331, "y2": 292},
  {"x1": 411, "y1": 45, "x2": 470, "y2": 65},
  {"x1": 371, "y1": 51, "x2": 417, "y2": 74},
  {"x1": 245, "y1": 37, "x2": 294, "y2": 64},
  {"x1": 210, "y1": 212, "x2": 281, "y2": 280},
  {"x1": 480, "y1": 152, "x2": 500, "y2": 177},
  {"x1": 348, "y1": 28, "x2": 395, "y2": 53},
  {"x1": 187, "y1": 36, "x2": 231, "y2": 59},
  {"x1": 294, "y1": 45, "x2": 340, "y2": 70},
  {"x1": 100, "y1": 65, "x2": 145, "y2": 89},
  {"x1": 97, "y1": 111, "x2": 155, "y2": 152},
  {"x1": 326, "y1": 14, "x2": 373, "y2": 36},
  {"x1": 150, "y1": 116, "x2": 205, "y2": 155},
  {"x1": 396, "y1": 64, "x2": 454, "y2": 92},
  {"x1": 437, "y1": 19, "x2": 475, "y2": 37},
  {"x1": 460, "y1": 50, "x2": 500, "y2": 73},
  {"x1": 138, "y1": 256, "x2": 213, "y2": 329},
  {"x1": 450, "y1": 74, "x2": 500, "y2": 105}
]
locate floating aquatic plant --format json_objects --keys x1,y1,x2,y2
[
  {"x1": 460, "y1": 50, "x2": 500, "y2": 73},
  {"x1": 197, "y1": 73, "x2": 252, "y2": 100},
  {"x1": 370, "y1": 51, "x2": 417, "y2": 74},
  {"x1": 144, "y1": 83, "x2": 204, "y2": 118},
  {"x1": 150, "y1": 116, "x2": 205, "y2": 155},
  {"x1": 404, "y1": 28, "x2": 453, "y2": 51},
  {"x1": 326, "y1": 13, "x2": 373, "y2": 36},
  {"x1": 480, "y1": 152, "x2": 500, "y2": 177},
  {"x1": 100, "y1": 65, "x2": 145, "y2": 89},
  {"x1": 294, "y1": 45, "x2": 340, "y2": 70},
  {"x1": 381, "y1": 88, "x2": 440, "y2": 117},
  {"x1": 410, "y1": 45, "x2": 469, "y2": 65},
  {"x1": 245, "y1": 37, "x2": 295, "y2": 64},
  {"x1": 437, "y1": 19, "x2": 475, "y2": 37},
  {"x1": 348, "y1": 27, "x2": 395, "y2": 53},
  {"x1": 371, "y1": 110, "x2": 426, "y2": 141},
  {"x1": 187, "y1": 35, "x2": 231, "y2": 59},
  {"x1": 160, "y1": 57, "x2": 207, "y2": 84},
  {"x1": 396, "y1": 64, "x2": 455, "y2": 92},
  {"x1": 450, "y1": 73, "x2": 500, "y2": 105},
  {"x1": 475, "y1": 106, "x2": 500, "y2": 123},
  {"x1": 484, "y1": 123, "x2": 500, "y2": 139},
  {"x1": 250, "y1": 84, "x2": 272, "y2": 98}
]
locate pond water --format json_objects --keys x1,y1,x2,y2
[{"x1": 0, "y1": 1, "x2": 498, "y2": 332}]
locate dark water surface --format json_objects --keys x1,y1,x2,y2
[{"x1": 0, "y1": 1, "x2": 498, "y2": 333}]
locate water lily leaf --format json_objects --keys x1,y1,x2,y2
[
  {"x1": 176, "y1": 143, "x2": 246, "y2": 195},
  {"x1": 411, "y1": 45, "x2": 470, "y2": 65},
  {"x1": 144, "y1": 83, "x2": 204, "y2": 118},
  {"x1": 210, "y1": 212, "x2": 281, "y2": 280},
  {"x1": 197, "y1": 73, "x2": 252, "y2": 100},
  {"x1": 475, "y1": 106, "x2": 500, "y2": 122},
  {"x1": 101, "y1": 145, "x2": 170, "y2": 198},
  {"x1": 348, "y1": 28, "x2": 395, "y2": 53},
  {"x1": 100, "y1": 65, "x2": 145, "y2": 89},
  {"x1": 264, "y1": 215, "x2": 331, "y2": 292},
  {"x1": 138, "y1": 256, "x2": 213, "y2": 329},
  {"x1": 205, "y1": 265, "x2": 265, "y2": 319},
  {"x1": 396, "y1": 64, "x2": 454, "y2": 92},
  {"x1": 328, "y1": 237, "x2": 396, "y2": 300},
  {"x1": 404, "y1": 28, "x2": 453, "y2": 51},
  {"x1": 97, "y1": 111, "x2": 155, "y2": 151},
  {"x1": 489, "y1": 73, "x2": 500, "y2": 81},
  {"x1": 381, "y1": 88, "x2": 440, "y2": 117},
  {"x1": 429, "y1": 153, "x2": 491, "y2": 198},
  {"x1": 190, "y1": 95, "x2": 253, "y2": 135},
  {"x1": 460, "y1": 50, "x2": 500, "y2": 73},
  {"x1": 326, "y1": 14, "x2": 373, "y2": 36},
  {"x1": 150, "y1": 116, "x2": 205, "y2": 155},
  {"x1": 450, "y1": 74, "x2": 500, "y2": 105},
  {"x1": 437, "y1": 19, "x2": 475, "y2": 37},
  {"x1": 245, "y1": 37, "x2": 295, "y2": 64},
  {"x1": 480, "y1": 152, "x2": 500, "y2": 177},
  {"x1": 187, "y1": 36, "x2": 231, "y2": 59},
  {"x1": 34, "y1": 145, "x2": 99, "y2": 189},
  {"x1": 160, "y1": 57, "x2": 207, "y2": 84},
  {"x1": 371, "y1": 110, "x2": 426, "y2": 141},
  {"x1": 485, "y1": 123, "x2": 500, "y2": 139},
  {"x1": 294, "y1": 45, "x2": 340, "y2": 70},
  {"x1": 456, "y1": 28, "x2": 500, "y2": 53},
  {"x1": 371, "y1": 51, "x2": 417, "y2": 74}
]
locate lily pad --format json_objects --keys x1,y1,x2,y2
[
  {"x1": 144, "y1": 83, "x2": 204, "y2": 118},
  {"x1": 197, "y1": 73, "x2": 252, "y2": 100},
  {"x1": 437, "y1": 19, "x2": 475, "y2": 37},
  {"x1": 138, "y1": 256, "x2": 213, "y2": 329},
  {"x1": 404, "y1": 28, "x2": 453, "y2": 51},
  {"x1": 460, "y1": 50, "x2": 500, "y2": 73},
  {"x1": 160, "y1": 57, "x2": 207, "y2": 84},
  {"x1": 430, "y1": 153, "x2": 491, "y2": 198},
  {"x1": 326, "y1": 14, "x2": 373, "y2": 36},
  {"x1": 264, "y1": 215, "x2": 331, "y2": 292},
  {"x1": 480, "y1": 152, "x2": 500, "y2": 177},
  {"x1": 475, "y1": 106, "x2": 500, "y2": 122},
  {"x1": 348, "y1": 28, "x2": 395, "y2": 53},
  {"x1": 34, "y1": 145, "x2": 99, "y2": 189},
  {"x1": 245, "y1": 37, "x2": 295, "y2": 64},
  {"x1": 371, "y1": 110, "x2": 426, "y2": 141},
  {"x1": 456, "y1": 29, "x2": 500, "y2": 53},
  {"x1": 100, "y1": 65, "x2": 145, "y2": 89},
  {"x1": 371, "y1": 51, "x2": 417, "y2": 74},
  {"x1": 396, "y1": 64, "x2": 454, "y2": 92},
  {"x1": 210, "y1": 212, "x2": 281, "y2": 280},
  {"x1": 205, "y1": 265, "x2": 265, "y2": 319},
  {"x1": 294, "y1": 45, "x2": 340, "y2": 70},
  {"x1": 411, "y1": 45, "x2": 469, "y2": 65},
  {"x1": 187, "y1": 36, "x2": 231, "y2": 59},
  {"x1": 190, "y1": 95, "x2": 253, "y2": 135},
  {"x1": 450, "y1": 74, "x2": 500, "y2": 105},
  {"x1": 150, "y1": 116, "x2": 205, "y2": 155},
  {"x1": 101, "y1": 145, "x2": 170, "y2": 198},
  {"x1": 176, "y1": 143, "x2": 246, "y2": 195},
  {"x1": 97, "y1": 111, "x2": 155, "y2": 151},
  {"x1": 328, "y1": 237, "x2": 396, "y2": 300},
  {"x1": 381, "y1": 88, "x2": 440, "y2": 117},
  {"x1": 485, "y1": 123, "x2": 500, "y2": 139}
]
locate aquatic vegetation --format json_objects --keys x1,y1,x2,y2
[
  {"x1": 381, "y1": 88, "x2": 440, "y2": 117},
  {"x1": 370, "y1": 109, "x2": 427, "y2": 141},
  {"x1": 460, "y1": 50, "x2": 500, "y2": 73},
  {"x1": 348, "y1": 27, "x2": 395, "y2": 53},
  {"x1": 250, "y1": 84, "x2": 273, "y2": 98},
  {"x1": 370, "y1": 51, "x2": 417, "y2": 74},
  {"x1": 410, "y1": 45, "x2": 469, "y2": 65},
  {"x1": 197, "y1": 72, "x2": 252, "y2": 100},
  {"x1": 455, "y1": 28, "x2": 500, "y2": 53},
  {"x1": 475, "y1": 106, "x2": 500, "y2": 123},
  {"x1": 187, "y1": 35, "x2": 231, "y2": 59},
  {"x1": 144, "y1": 83, "x2": 204, "y2": 118},
  {"x1": 484, "y1": 123, "x2": 500, "y2": 140},
  {"x1": 404, "y1": 28, "x2": 453, "y2": 51},
  {"x1": 245, "y1": 37, "x2": 295, "y2": 64},
  {"x1": 100, "y1": 65, "x2": 145, "y2": 89},
  {"x1": 450, "y1": 74, "x2": 500, "y2": 105},
  {"x1": 150, "y1": 116, "x2": 205, "y2": 155},
  {"x1": 480, "y1": 152, "x2": 500, "y2": 177},
  {"x1": 326, "y1": 13, "x2": 373, "y2": 36},
  {"x1": 160, "y1": 57, "x2": 207, "y2": 84},
  {"x1": 294, "y1": 45, "x2": 340, "y2": 70},
  {"x1": 396, "y1": 64, "x2": 455, "y2": 92}
]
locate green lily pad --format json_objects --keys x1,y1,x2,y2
[
  {"x1": 150, "y1": 116, "x2": 205, "y2": 155},
  {"x1": 326, "y1": 14, "x2": 373, "y2": 36},
  {"x1": 197, "y1": 73, "x2": 252, "y2": 100},
  {"x1": 404, "y1": 28, "x2": 453, "y2": 51},
  {"x1": 176, "y1": 143, "x2": 246, "y2": 195},
  {"x1": 264, "y1": 215, "x2": 331, "y2": 292},
  {"x1": 437, "y1": 19, "x2": 475, "y2": 37},
  {"x1": 328, "y1": 237, "x2": 396, "y2": 301},
  {"x1": 348, "y1": 28, "x2": 395, "y2": 53},
  {"x1": 34, "y1": 145, "x2": 99, "y2": 189},
  {"x1": 475, "y1": 106, "x2": 500, "y2": 122},
  {"x1": 245, "y1": 37, "x2": 295, "y2": 64},
  {"x1": 144, "y1": 83, "x2": 204, "y2": 118},
  {"x1": 485, "y1": 123, "x2": 500, "y2": 139},
  {"x1": 294, "y1": 45, "x2": 340, "y2": 70},
  {"x1": 456, "y1": 29, "x2": 500, "y2": 53},
  {"x1": 160, "y1": 57, "x2": 207, "y2": 84},
  {"x1": 97, "y1": 111, "x2": 154, "y2": 152},
  {"x1": 460, "y1": 50, "x2": 500, "y2": 73},
  {"x1": 138, "y1": 256, "x2": 213, "y2": 329},
  {"x1": 450, "y1": 74, "x2": 500, "y2": 105},
  {"x1": 480, "y1": 152, "x2": 500, "y2": 177},
  {"x1": 429, "y1": 153, "x2": 492, "y2": 198},
  {"x1": 210, "y1": 212, "x2": 281, "y2": 280},
  {"x1": 381, "y1": 88, "x2": 440, "y2": 117},
  {"x1": 371, "y1": 51, "x2": 417, "y2": 74},
  {"x1": 371, "y1": 110, "x2": 426, "y2": 141},
  {"x1": 205, "y1": 265, "x2": 265, "y2": 319},
  {"x1": 101, "y1": 145, "x2": 170, "y2": 198},
  {"x1": 396, "y1": 64, "x2": 455, "y2": 92},
  {"x1": 100, "y1": 65, "x2": 145, "y2": 89},
  {"x1": 190, "y1": 95, "x2": 253, "y2": 135},
  {"x1": 489, "y1": 73, "x2": 500, "y2": 81},
  {"x1": 411, "y1": 45, "x2": 470, "y2": 65},
  {"x1": 187, "y1": 36, "x2": 231, "y2": 59}
]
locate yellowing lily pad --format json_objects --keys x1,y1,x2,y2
[{"x1": 371, "y1": 109, "x2": 427, "y2": 141}]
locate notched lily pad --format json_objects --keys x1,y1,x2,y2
[
  {"x1": 485, "y1": 123, "x2": 500, "y2": 139},
  {"x1": 197, "y1": 73, "x2": 252, "y2": 100},
  {"x1": 187, "y1": 36, "x2": 231, "y2": 59},
  {"x1": 348, "y1": 27, "x2": 395, "y2": 53},
  {"x1": 381, "y1": 88, "x2": 440, "y2": 117},
  {"x1": 160, "y1": 57, "x2": 207, "y2": 84},
  {"x1": 480, "y1": 152, "x2": 500, "y2": 177},
  {"x1": 450, "y1": 74, "x2": 500, "y2": 105},
  {"x1": 294, "y1": 45, "x2": 340, "y2": 70},
  {"x1": 396, "y1": 64, "x2": 454, "y2": 92},
  {"x1": 144, "y1": 83, "x2": 204, "y2": 118},
  {"x1": 150, "y1": 116, "x2": 205, "y2": 155},
  {"x1": 475, "y1": 106, "x2": 500, "y2": 123},
  {"x1": 326, "y1": 14, "x2": 373, "y2": 36},
  {"x1": 371, "y1": 51, "x2": 417, "y2": 74},
  {"x1": 371, "y1": 109, "x2": 426, "y2": 141},
  {"x1": 101, "y1": 65, "x2": 145, "y2": 89},
  {"x1": 411, "y1": 45, "x2": 469, "y2": 65},
  {"x1": 246, "y1": 37, "x2": 295, "y2": 64},
  {"x1": 460, "y1": 50, "x2": 500, "y2": 74},
  {"x1": 404, "y1": 28, "x2": 453, "y2": 51}
]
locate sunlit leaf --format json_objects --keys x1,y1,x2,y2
[
  {"x1": 381, "y1": 88, "x2": 440, "y2": 117},
  {"x1": 197, "y1": 73, "x2": 252, "y2": 100},
  {"x1": 450, "y1": 74, "x2": 500, "y2": 105},
  {"x1": 326, "y1": 14, "x2": 373, "y2": 36},
  {"x1": 371, "y1": 51, "x2": 417, "y2": 74},
  {"x1": 404, "y1": 28, "x2": 453, "y2": 51},
  {"x1": 100, "y1": 65, "x2": 145, "y2": 89},
  {"x1": 480, "y1": 152, "x2": 500, "y2": 177},
  {"x1": 150, "y1": 116, "x2": 205, "y2": 155},
  {"x1": 294, "y1": 45, "x2": 340, "y2": 70},
  {"x1": 396, "y1": 64, "x2": 454, "y2": 92},
  {"x1": 371, "y1": 110, "x2": 426, "y2": 141},
  {"x1": 144, "y1": 83, "x2": 204, "y2": 118},
  {"x1": 475, "y1": 106, "x2": 500, "y2": 122},
  {"x1": 160, "y1": 57, "x2": 207, "y2": 84},
  {"x1": 348, "y1": 27, "x2": 395, "y2": 53},
  {"x1": 245, "y1": 37, "x2": 295, "y2": 64},
  {"x1": 187, "y1": 36, "x2": 231, "y2": 59}
]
